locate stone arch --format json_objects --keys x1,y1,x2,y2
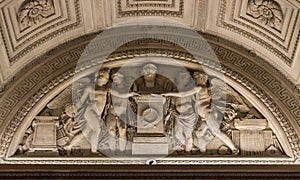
[{"x1": 0, "y1": 26, "x2": 298, "y2": 164}]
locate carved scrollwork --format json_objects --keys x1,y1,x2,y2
[
  {"x1": 18, "y1": 0, "x2": 55, "y2": 29},
  {"x1": 247, "y1": 0, "x2": 283, "y2": 30},
  {"x1": 17, "y1": 124, "x2": 34, "y2": 154}
]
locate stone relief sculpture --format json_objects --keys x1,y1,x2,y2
[
  {"x1": 106, "y1": 72, "x2": 138, "y2": 153},
  {"x1": 132, "y1": 64, "x2": 175, "y2": 93},
  {"x1": 18, "y1": 0, "x2": 55, "y2": 29},
  {"x1": 45, "y1": 86, "x2": 88, "y2": 156},
  {"x1": 163, "y1": 71, "x2": 239, "y2": 154},
  {"x1": 56, "y1": 104, "x2": 81, "y2": 155},
  {"x1": 162, "y1": 72, "x2": 198, "y2": 153},
  {"x1": 18, "y1": 122, "x2": 34, "y2": 153},
  {"x1": 74, "y1": 69, "x2": 111, "y2": 153},
  {"x1": 247, "y1": 0, "x2": 283, "y2": 30},
  {"x1": 193, "y1": 76, "x2": 246, "y2": 155},
  {"x1": 14, "y1": 63, "x2": 285, "y2": 157},
  {"x1": 131, "y1": 64, "x2": 176, "y2": 155}
]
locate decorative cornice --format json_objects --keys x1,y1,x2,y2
[
  {"x1": 117, "y1": 0, "x2": 184, "y2": 17},
  {"x1": 0, "y1": 158, "x2": 294, "y2": 165},
  {"x1": 0, "y1": 164, "x2": 300, "y2": 178}
]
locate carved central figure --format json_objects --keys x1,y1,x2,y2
[
  {"x1": 132, "y1": 63, "x2": 175, "y2": 93},
  {"x1": 130, "y1": 64, "x2": 176, "y2": 155}
]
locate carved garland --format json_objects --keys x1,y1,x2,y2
[{"x1": 0, "y1": 48, "x2": 299, "y2": 163}]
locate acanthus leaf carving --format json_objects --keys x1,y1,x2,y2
[
  {"x1": 18, "y1": 0, "x2": 55, "y2": 29},
  {"x1": 247, "y1": 0, "x2": 283, "y2": 30}
]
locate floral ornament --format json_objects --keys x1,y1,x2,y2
[
  {"x1": 18, "y1": 0, "x2": 54, "y2": 29},
  {"x1": 247, "y1": 0, "x2": 283, "y2": 29}
]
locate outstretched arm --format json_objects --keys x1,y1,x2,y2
[
  {"x1": 110, "y1": 89, "x2": 139, "y2": 98},
  {"x1": 162, "y1": 87, "x2": 199, "y2": 97},
  {"x1": 75, "y1": 85, "x2": 93, "y2": 109}
]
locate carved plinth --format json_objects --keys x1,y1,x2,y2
[
  {"x1": 132, "y1": 137, "x2": 168, "y2": 155},
  {"x1": 28, "y1": 116, "x2": 59, "y2": 156},
  {"x1": 132, "y1": 95, "x2": 169, "y2": 155},
  {"x1": 233, "y1": 119, "x2": 278, "y2": 156},
  {"x1": 136, "y1": 95, "x2": 166, "y2": 134}
]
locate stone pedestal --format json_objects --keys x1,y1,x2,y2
[
  {"x1": 132, "y1": 95, "x2": 169, "y2": 155},
  {"x1": 132, "y1": 137, "x2": 168, "y2": 155},
  {"x1": 28, "y1": 116, "x2": 59, "y2": 156},
  {"x1": 233, "y1": 119, "x2": 273, "y2": 156},
  {"x1": 136, "y1": 95, "x2": 165, "y2": 133}
]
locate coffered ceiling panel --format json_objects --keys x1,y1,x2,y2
[
  {"x1": 117, "y1": 0, "x2": 184, "y2": 17},
  {"x1": 216, "y1": 0, "x2": 300, "y2": 66},
  {"x1": 0, "y1": 0, "x2": 82, "y2": 63}
]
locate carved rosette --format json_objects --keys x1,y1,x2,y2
[
  {"x1": 247, "y1": 0, "x2": 283, "y2": 29},
  {"x1": 18, "y1": 0, "x2": 55, "y2": 29}
]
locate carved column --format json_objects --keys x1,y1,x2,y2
[{"x1": 28, "y1": 116, "x2": 59, "y2": 156}]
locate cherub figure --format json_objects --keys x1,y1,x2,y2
[
  {"x1": 74, "y1": 68, "x2": 111, "y2": 153},
  {"x1": 63, "y1": 104, "x2": 81, "y2": 142},
  {"x1": 18, "y1": 123, "x2": 34, "y2": 154},
  {"x1": 162, "y1": 72, "x2": 198, "y2": 152},
  {"x1": 163, "y1": 71, "x2": 240, "y2": 154},
  {"x1": 192, "y1": 72, "x2": 239, "y2": 154},
  {"x1": 57, "y1": 103, "x2": 81, "y2": 155},
  {"x1": 58, "y1": 104, "x2": 81, "y2": 147},
  {"x1": 106, "y1": 72, "x2": 139, "y2": 153},
  {"x1": 193, "y1": 72, "x2": 243, "y2": 154}
]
